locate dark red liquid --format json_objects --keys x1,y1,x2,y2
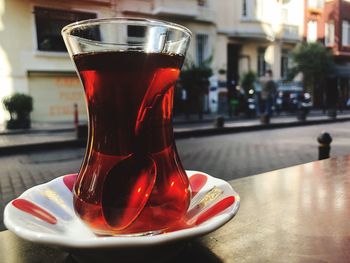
[{"x1": 73, "y1": 51, "x2": 190, "y2": 235}]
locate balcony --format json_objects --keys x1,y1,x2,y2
[
  {"x1": 152, "y1": 0, "x2": 198, "y2": 18},
  {"x1": 59, "y1": 0, "x2": 112, "y2": 5},
  {"x1": 118, "y1": 0, "x2": 154, "y2": 15},
  {"x1": 280, "y1": 24, "x2": 300, "y2": 42},
  {"x1": 118, "y1": 0, "x2": 215, "y2": 22},
  {"x1": 226, "y1": 22, "x2": 300, "y2": 43},
  {"x1": 197, "y1": 5, "x2": 215, "y2": 22}
]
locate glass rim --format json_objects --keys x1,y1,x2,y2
[{"x1": 61, "y1": 17, "x2": 192, "y2": 38}]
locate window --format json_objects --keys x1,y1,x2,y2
[
  {"x1": 308, "y1": 0, "x2": 324, "y2": 9},
  {"x1": 196, "y1": 34, "x2": 209, "y2": 65},
  {"x1": 242, "y1": 0, "x2": 253, "y2": 19},
  {"x1": 257, "y1": 47, "x2": 271, "y2": 77},
  {"x1": 281, "y1": 8, "x2": 288, "y2": 24},
  {"x1": 255, "y1": 0, "x2": 264, "y2": 20},
  {"x1": 34, "y1": 7, "x2": 96, "y2": 52},
  {"x1": 280, "y1": 49, "x2": 291, "y2": 79},
  {"x1": 325, "y1": 21, "x2": 335, "y2": 46},
  {"x1": 342, "y1": 20, "x2": 350, "y2": 46},
  {"x1": 242, "y1": 0, "x2": 248, "y2": 17},
  {"x1": 307, "y1": 20, "x2": 318, "y2": 42}
]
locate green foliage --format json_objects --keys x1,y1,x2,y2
[
  {"x1": 180, "y1": 57, "x2": 213, "y2": 92},
  {"x1": 179, "y1": 57, "x2": 213, "y2": 116},
  {"x1": 240, "y1": 71, "x2": 257, "y2": 92},
  {"x1": 218, "y1": 68, "x2": 226, "y2": 75},
  {"x1": 3, "y1": 93, "x2": 33, "y2": 120},
  {"x1": 286, "y1": 67, "x2": 299, "y2": 81},
  {"x1": 291, "y1": 42, "x2": 334, "y2": 91}
]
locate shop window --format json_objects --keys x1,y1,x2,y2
[{"x1": 34, "y1": 7, "x2": 96, "y2": 52}]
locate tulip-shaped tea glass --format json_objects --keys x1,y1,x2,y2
[{"x1": 62, "y1": 18, "x2": 192, "y2": 235}]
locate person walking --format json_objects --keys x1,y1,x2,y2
[{"x1": 260, "y1": 70, "x2": 277, "y2": 117}]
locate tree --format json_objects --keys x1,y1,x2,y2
[
  {"x1": 180, "y1": 58, "x2": 213, "y2": 118},
  {"x1": 291, "y1": 42, "x2": 334, "y2": 106}
]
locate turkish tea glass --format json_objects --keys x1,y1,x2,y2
[{"x1": 62, "y1": 18, "x2": 192, "y2": 235}]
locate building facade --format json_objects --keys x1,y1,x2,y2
[
  {"x1": 0, "y1": 0, "x2": 116, "y2": 124},
  {"x1": 304, "y1": 0, "x2": 350, "y2": 107},
  {"x1": 0, "y1": 0, "x2": 304, "y2": 124},
  {"x1": 213, "y1": 0, "x2": 304, "y2": 87},
  {"x1": 0, "y1": 0, "x2": 218, "y2": 124}
]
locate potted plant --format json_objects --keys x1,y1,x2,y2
[{"x1": 3, "y1": 93, "x2": 33, "y2": 129}]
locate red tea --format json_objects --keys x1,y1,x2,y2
[{"x1": 73, "y1": 51, "x2": 190, "y2": 235}]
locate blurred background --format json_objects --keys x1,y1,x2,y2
[
  {"x1": 0, "y1": 0, "x2": 349, "y2": 123},
  {"x1": 1, "y1": 0, "x2": 350, "y2": 230}
]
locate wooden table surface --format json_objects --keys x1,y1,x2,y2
[{"x1": 2, "y1": 156, "x2": 350, "y2": 263}]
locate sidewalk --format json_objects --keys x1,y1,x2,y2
[{"x1": 0, "y1": 110, "x2": 349, "y2": 154}]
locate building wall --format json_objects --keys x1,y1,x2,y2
[
  {"x1": 178, "y1": 21, "x2": 216, "y2": 67},
  {"x1": 215, "y1": 0, "x2": 303, "y2": 81},
  {"x1": 213, "y1": 0, "x2": 239, "y2": 32},
  {"x1": 0, "y1": 0, "x2": 115, "y2": 124},
  {"x1": 0, "y1": 0, "x2": 219, "y2": 124},
  {"x1": 0, "y1": 0, "x2": 305, "y2": 123},
  {"x1": 305, "y1": 0, "x2": 350, "y2": 59},
  {"x1": 323, "y1": 2, "x2": 336, "y2": 38},
  {"x1": 304, "y1": 0, "x2": 350, "y2": 108},
  {"x1": 213, "y1": 34, "x2": 228, "y2": 73},
  {"x1": 339, "y1": 0, "x2": 350, "y2": 54}
]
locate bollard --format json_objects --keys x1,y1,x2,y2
[
  {"x1": 214, "y1": 116, "x2": 224, "y2": 128},
  {"x1": 317, "y1": 132, "x2": 332, "y2": 160},
  {"x1": 297, "y1": 109, "x2": 307, "y2": 121},
  {"x1": 260, "y1": 114, "x2": 270, "y2": 125},
  {"x1": 327, "y1": 109, "x2": 337, "y2": 119}
]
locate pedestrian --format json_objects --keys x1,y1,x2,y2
[{"x1": 259, "y1": 70, "x2": 277, "y2": 117}]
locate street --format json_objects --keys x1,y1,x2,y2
[
  {"x1": 1, "y1": 122, "x2": 350, "y2": 230},
  {"x1": 177, "y1": 121, "x2": 350, "y2": 181}
]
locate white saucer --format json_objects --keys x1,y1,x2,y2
[{"x1": 4, "y1": 171, "x2": 239, "y2": 254}]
